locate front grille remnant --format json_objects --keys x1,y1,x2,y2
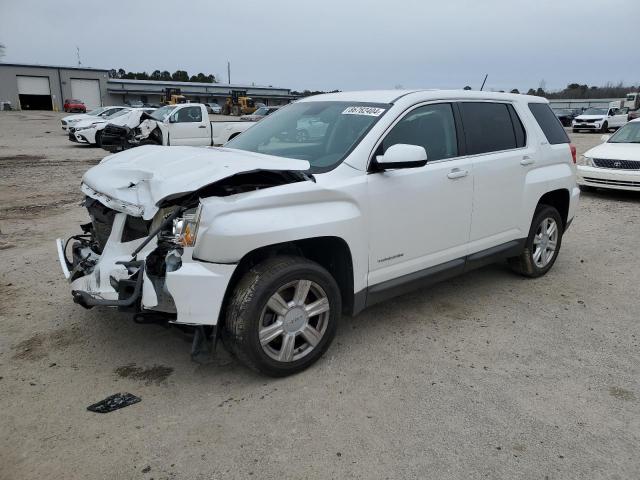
[{"x1": 593, "y1": 158, "x2": 640, "y2": 170}]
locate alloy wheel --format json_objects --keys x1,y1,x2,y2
[
  {"x1": 259, "y1": 280, "x2": 330, "y2": 362},
  {"x1": 532, "y1": 217, "x2": 558, "y2": 268}
]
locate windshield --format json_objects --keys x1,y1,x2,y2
[
  {"x1": 583, "y1": 108, "x2": 607, "y2": 115},
  {"x1": 88, "y1": 107, "x2": 107, "y2": 116},
  {"x1": 608, "y1": 122, "x2": 640, "y2": 143},
  {"x1": 150, "y1": 105, "x2": 176, "y2": 121},
  {"x1": 553, "y1": 109, "x2": 570, "y2": 115},
  {"x1": 226, "y1": 101, "x2": 390, "y2": 173}
]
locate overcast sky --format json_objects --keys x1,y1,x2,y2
[{"x1": 1, "y1": 0, "x2": 639, "y2": 92}]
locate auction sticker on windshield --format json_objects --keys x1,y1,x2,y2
[{"x1": 342, "y1": 106, "x2": 386, "y2": 116}]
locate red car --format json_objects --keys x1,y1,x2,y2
[{"x1": 63, "y1": 99, "x2": 86, "y2": 113}]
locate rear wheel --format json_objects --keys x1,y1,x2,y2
[
  {"x1": 508, "y1": 205, "x2": 564, "y2": 278},
  {"x1": 222, "y1": 256, "x2": 341, "y2": 377}
]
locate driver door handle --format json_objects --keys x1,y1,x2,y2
[
  {"x1": 447, "y1": 168, "x2": 468, "y2": 179},
  {"x1": 520, "y1": 155, "x2": 534, "y2": 166},
  {"x1": 198, "y1": 125, "x2": 207, "y2": 129}
]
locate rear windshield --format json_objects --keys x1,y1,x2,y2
[{"x1": 528, "y1": 103, "x2": 569, "y2": 144}]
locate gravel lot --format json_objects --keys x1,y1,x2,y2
[{"x1": 1, "y1": 111, "x2": 639, "y2": 479}]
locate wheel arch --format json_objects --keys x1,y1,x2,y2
[
  {"x1": 537, "y1": 188, "x2": 570, "y2": 228},
  {"x1": 219, "y1": 236, "x2": 356, "y2": 326}
]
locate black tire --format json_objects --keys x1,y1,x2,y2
[
  {"x1": 508, "y1": 205, "x2": 564, "y2": 278},
  {"x1": 222, "y1": 255, "x2": 341, "y2": 377},
  {"x1": 572, "y1": 128, "x2": 578, "y2": 133},
  {"x1": 600, "y1": 121, "x2": 608, "y2": 133},
  {"x1": 94, "y1": 131, "x2": 102, "y2": 148}
]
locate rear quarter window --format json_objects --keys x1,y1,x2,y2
[{"x1": 528, "y1": 103, "x2": 569, "y2": 144}]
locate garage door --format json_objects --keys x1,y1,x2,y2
[
  {"x1": 71, "y1": 79, "x2": 101, "y2": 110},
  {"x1": 17, "y1": 75, "x2": 52, "y2": 110}
]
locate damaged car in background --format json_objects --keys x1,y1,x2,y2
[
  {"x1": 100, "y1": 103, "x2": 255, "y2": 152},
  {"x1": 57, "y1": 90, "x2": 579, "y2": 376},
  {"x1": 68, "y1": 107, "x2": 156, "y2": 147}
]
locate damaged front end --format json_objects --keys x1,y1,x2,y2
[
  {"x1": 57, "y1": 197, "x2": 187, "y2": 314},
  {"x1": 56, "y1": 146, "x2": 312, "y2": 360},
  {"x1": 57, "y1": 149, "x2": 311, "y2": 319},
  {"x1": 100, "y1": 121, "x2": 161, "y2": 152}
]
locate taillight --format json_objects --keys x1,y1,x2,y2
[{"x1": 570, "y1": 144, "x2": 577, "y2": 164}]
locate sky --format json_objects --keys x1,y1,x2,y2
[{"x1": 1, "y1": 0, "x2": 639, "y2": 93}]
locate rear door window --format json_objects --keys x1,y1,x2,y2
[
  {"x1": 528, "y1": 103, "x2": 569, "y2": 144},
  {"x1": 459, "y1": 102, "x2": 520, "y2": 154}
]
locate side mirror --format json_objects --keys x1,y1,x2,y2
[
  {"x1": 168, "y1": 113, "x2": 177, "y2": 123},
  {"x1": 601, "y1": 134, "x2": 611, "y2": 142},
  {"x1": 374, "y1": 144, "x2": 428, "y2": 170}
]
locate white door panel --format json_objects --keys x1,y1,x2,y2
[
  {"x1": 469, "y1": 149, "x2": 529, "y2": 246},
  {"x1": 168, "y1": 106, "x2": 209, "y2": 146},
  {"x1": 367, "y1": 158, "x2": 473, "y2": 286}
]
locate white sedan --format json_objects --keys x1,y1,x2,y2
[
  {"x1": 69, "y1": 108, "x2": 156, "y2": 147},
  {"x1": 577, "y1": 118, "x2": 640, "y2": 192},
  {"x1": 61, "y1": 106, "x2": 127, "y2": 131}
]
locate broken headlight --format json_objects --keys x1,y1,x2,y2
[{"x1": 172, "y1": 205, "x2": 202, "y2": 247}]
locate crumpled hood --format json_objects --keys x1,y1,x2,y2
[
  {"x1": 108, "y1": 110, "x2": 145, "y2": 128},
  {"x1": 81, "y1": 145, "x2": 310, "y2": 219},
  {"x1": 585, "y1": 142, "x2": 640, "y2": 161}
]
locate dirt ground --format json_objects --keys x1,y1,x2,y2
[{"x1": 1, "y1": 111, "x2": 639, "y2": 480}]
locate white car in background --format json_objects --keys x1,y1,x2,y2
[
  {"x1": 69, "y1": 108, "x2": 157, "y2": 147},
  {"x1": 572, "y1": 106, "x2": 628, "y2": 133},
  {"x1": 68, "y1": 108, "x2": 132, "y2": 146},
  {"x1": 61, "y1": 106, "x2": 128, "y2": 131},
  {"x1": 206, "y1": 103, "x2": 222, "y2": 114},
  {"x1": 577, "y1": 118, "x2": 640, "y2": 192}
]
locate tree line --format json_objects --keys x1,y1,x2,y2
[
  {"x1": 108, "y1": 68, "x2": 217, "y2": 83},
  {"x1": 290, "y1": 89, "x2": 341, "y2": 97},
  {"x1": 473, "y1": 82, "x2": 638, "y2": 99}
]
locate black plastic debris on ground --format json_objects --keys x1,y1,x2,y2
[{"x1": 87, "y1": 393, "x2": 141, "y2": 413}]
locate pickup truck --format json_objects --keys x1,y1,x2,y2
[
  {"x1": 572, "y1": 106, "x2": 628, "y2": 133},
  {"x1": 57, "y1": 90, "x2": 579, "y2": 377},
  {"x1": 100, "y1": 103, "x2": 255, "y2": 152}
]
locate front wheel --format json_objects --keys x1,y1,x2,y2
[
  {"x1": 508, "y1": 205, "x2": 564, "y2": 278},
  {"x1": 222, "y1": 256, "x2": 341, "y2": 377},
  {"x1": 600, "y1": 121, "x2": 608, "y2": 133}
]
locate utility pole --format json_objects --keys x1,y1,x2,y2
[
  {"x1": 227, "y1": 61, "x2": 231, "y2": 84},
  {"x1": 76, "y1": 46, "x2": 82, "y2": 67}
]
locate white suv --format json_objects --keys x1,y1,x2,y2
[{"x1": 57, "y1": 90, "x2": 580, "y2": 376}]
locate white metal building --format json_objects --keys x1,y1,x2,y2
[{"x1": 0, "y1": 63, "x2": 294, "y2": 111}]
